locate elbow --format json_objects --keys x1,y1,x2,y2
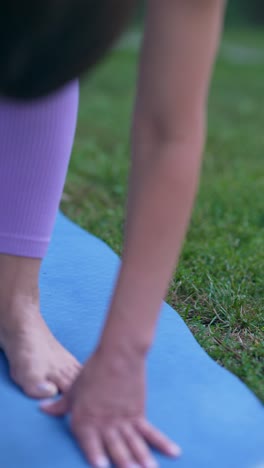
[
  {"x1": 132, "y1": 107, "x2": 206, "y2": 161},
  {"x1": 132, "y1": 114, "x2": 206, "y2": 172}
]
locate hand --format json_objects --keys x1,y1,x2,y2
[{"x1": 41, "y1": 345, "x2": 181, "y2": 468}]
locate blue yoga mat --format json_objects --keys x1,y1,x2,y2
[{"x1": 0, "y1": 213, "x2": 263, "y2": 468}]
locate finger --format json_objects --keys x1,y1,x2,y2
[
  {"x1": 103, "y1": 426, "x2": 137, "y2": 468},
  {"x1": 40, "y1": 395, "x2": 69, "y2": 416},
  {"x1": 134, "y1": 418, "x2": 182, "y2": 458},
  {"x1": 73, "y1": 425, "x2": 110, "y2": 468},
  {"x1": 120, "y1": 422, "x2": 158, "y2": 468}
]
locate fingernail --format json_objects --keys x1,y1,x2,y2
[
  {"x1": 169, "y1": 444, "x2": 182, "y2": 457},
  {"x1": 146, "y1": 461, "x2": 158, "y2": 468},
  {"x1": 37, "y1": 382, "x2": 58, "y2": 396},
  {"x1": 39, "y1": 398, "x2": 56, "y2": 408},
  {"x1": 95, "y1": 456, "x2": 110, "y2": 468}
]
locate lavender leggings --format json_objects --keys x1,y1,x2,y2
[{"x1": 0, "y1": 80, "x2": 79, "y2": 258}]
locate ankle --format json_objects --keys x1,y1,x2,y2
[{"x1": 0, "y1": 254, "x2": 40, "y2": 308}]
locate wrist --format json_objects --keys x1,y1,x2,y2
[{"x1": 98, "y1": 317, "x2": 152, "y2": 362}]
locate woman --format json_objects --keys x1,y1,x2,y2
[{"x1": 0, "y1": 1, "x2": 226, "y2": 467}]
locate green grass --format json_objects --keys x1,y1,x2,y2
[{"x1": 61, "y1": 29, "x2": 264, "y2": 402}]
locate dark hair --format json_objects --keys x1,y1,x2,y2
[{"x1": 0, "y1": 0, "x2": 137, "y2": 100}]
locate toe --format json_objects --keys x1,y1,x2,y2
[
  {"x1": 50, "y1": 373, "x2": 72, "y2": 393},
  {"x1": 28, "y1": 381, "x2": 59, "y2": 399},
  {"x1": 67, "y1": 360, "x2": 82, "y2": 378},
  {"x1": 66, "y1": 355, "x2": 82, "y2": 373},
  {"x1": 49, "y1": 361, "x2": 81, "y2": 393},
  {"x1": 11, "y1": 369, "x2": 59, "y2": 398},
  {"x1": 49, "y1": 371, "x2": 77, "y2": 393}
]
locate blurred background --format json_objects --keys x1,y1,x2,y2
[{"x1": 61, "y1": 1, "x2": 264, "y2": 401}]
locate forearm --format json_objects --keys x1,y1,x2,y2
[{"x1": 100, "y1": 127, "x2": 204, "y2": 353}]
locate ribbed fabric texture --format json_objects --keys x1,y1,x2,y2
[{"x1": 0, "y1": 80, "x2": 79, "y2": 258}]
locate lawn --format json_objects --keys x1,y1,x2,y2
[{"x1": 61, "y1": 28, "x2": 264, "y2": 401}]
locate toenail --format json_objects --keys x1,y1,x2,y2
[
  {"x1": 169, "y1": 444, "x2": 182, "y2": 457},
  {"x1": 37, "y1": 382, "x2": 58, "y2": 396}
]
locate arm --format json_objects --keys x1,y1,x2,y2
[
  {"x1": 44, "y1": 2, "x2": 228, "y2": 466},
  {"x1": 100, "y1": 0, "x2": 226, "y2": 357}
]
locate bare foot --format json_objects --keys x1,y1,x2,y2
[{"x1": 0, "y1": 295, "x2": 81, "y2": 399}]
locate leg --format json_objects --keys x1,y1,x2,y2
[{"x1": 0, "y1": 81, "x2": 81, "y2": 398}]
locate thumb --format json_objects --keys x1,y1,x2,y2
[{"x1": 40, "y1": 394, "x2": 69, "y2": 416}]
